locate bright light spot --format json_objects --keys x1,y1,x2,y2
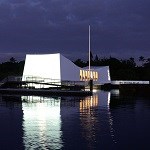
[
  {"x1": 107, "y1": 92, "x2": 111, "y2": 106},
  {"x1": 22, "y1": 96, "x2": 63, "y2": 149}
]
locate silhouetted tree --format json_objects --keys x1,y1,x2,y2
[
  {"x1": 74, "y1": 59, "x2": 86, "y2": 67},
  {"x1": 129, "y1": 57, "x2": 136, "y2": 67},
  {"x1": 90, "y1": 51, "x2": 93, "y2": 61},
  {"x1": 139, "y1": 56, "x2": 145, "y2": 66},
  {"x1": 146, "y1": 58, "x2": 150, "y2": 63},
  {"x1": 94, "y1": 55, "x2": 99, "y2": 62},
  {"x1": 10, "y1": 57, "x2": 17, "y2": 63},
  {"x1": 143, "y1": 58, "x2": 150, "y2": 68}
]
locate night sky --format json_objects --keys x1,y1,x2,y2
[{"x1": 0, "y1": 0, "x2": 150, "y2": 62}]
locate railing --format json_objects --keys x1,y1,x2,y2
[
  {"x1": 23, "y1": 75, "x2": 87, "y2": 87},
  {"x1": 1, "y1": 75, "x2": 88, "y2": 90},
  {"x1": 0, "y1": 76, "x2": 22, "y2": 82},
  {"x1": 22, "y1": 75, "x2": 61, "y2": 84}
]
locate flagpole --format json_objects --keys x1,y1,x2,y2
[
  {"x1": 89, "y1": 25, "x2": 91, "y2": 79},
  {"x1": 88, "y1": 25, "x2": 93, "y2": 92}
]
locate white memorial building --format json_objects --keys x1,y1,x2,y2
[{"x1": 22, "y1": 53, "x2": 111, "y2": 87}]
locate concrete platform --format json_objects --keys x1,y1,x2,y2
[{"x1": 0, "y1": 88, "x2": 92, "y2": 96}]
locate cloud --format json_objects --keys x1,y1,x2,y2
[{"x1": 0, "y1": 0, "x2": 149, "y2": 60}]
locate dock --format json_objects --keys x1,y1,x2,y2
[
  {"x1": 0, "y1": 76, "x2": 93, "y2": 96},
  {"x1": 0, "y1": 88, "x2": 92, "y2": 96}
]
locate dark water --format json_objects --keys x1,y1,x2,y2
[{"x1": 0, "y1": 90, "x2": 150, "y2": 150}]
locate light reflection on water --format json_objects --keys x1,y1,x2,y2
[
  {"x1": 18, "y1": 91, "x2": 111, "y2": 149},
  {"x1": 79, "y1": 91, "x2": 116, "y2": 149},
  {"x1": 22, "y1": 96, "x2": 63, "y2": 150},
  {"x1": 21, "y1": 91, "x2": 116, "y2": 150},
  {"x1": 79, "y1": 95, "x2": 99, "y2": 149},
  {"x1": 0, "y1": 90, "x2": 150, "y2": 149}
]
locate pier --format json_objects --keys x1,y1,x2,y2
[
  {"x1": 0, "y1": 88, "x2": 92, "y2": 96},
  {"x1": 0, "y1": 76, "x2": 92, "y2": 96}
]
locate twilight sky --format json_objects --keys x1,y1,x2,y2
[{"x1": 0, "y1": 0, "x2": 150, "y2": 61}]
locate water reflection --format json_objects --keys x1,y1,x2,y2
[
  {"x1": 21, "y1": 96, "x2": 63, "y2": 150},
  {"x1": 79, "y1": 95, "x2": 99, "y2": 149},
  {"x1": 0, "y1": 95, "x2": 24, "y2": 150},
  {"x1": 79, "y1": 91, "x2": 116, "y2": 149},
  {"x1": 0, "y1": 89, "x2": 150, "y2": 149},
  {"x1": 0, "y1": 91, "x2": 117, "y2": 149}
]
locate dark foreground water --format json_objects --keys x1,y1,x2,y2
[{"x1": 0, "y1": 90, "x2": 150, "y2": 150}]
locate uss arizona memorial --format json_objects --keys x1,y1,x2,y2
[
  {"x1": 22, "y1": 25, "x2": 149, "y2": 88},
  {"x1": 22, "y1": 53, "x2": 149, "y2": 88},
  {"x1": 22, "y1": 53, "x2": 111, "y2": 87}
]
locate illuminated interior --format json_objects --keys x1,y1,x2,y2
[{"x1": 80, "y1": 70, "x2": 98, "y2": 81}]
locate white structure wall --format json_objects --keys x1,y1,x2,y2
[
  {"x1": 23, "y1": 54, "x2": 61, "y2": 81},
  {"x1": 22, "y1": 53, "x2": 111, "y2": 88},
  {"x1": 94, "y1": 66, "x2": 111, "y2": 84},
  {"x1": 60, "y1": 55, "x2": 80, "y2": 81}
]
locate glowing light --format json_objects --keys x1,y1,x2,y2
[
  {"x1": 107, "y1": 92, "x2": 111, "y2": 106},
  {"x1": 23, "y1": 54, "x2": 61, "y2": 80},
  {"x1": 80, "y1": 69, "x2": 98, "y2": 81},
  {"x1": 22, "y1": 96, "x2": 63, "y2": 149}
]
